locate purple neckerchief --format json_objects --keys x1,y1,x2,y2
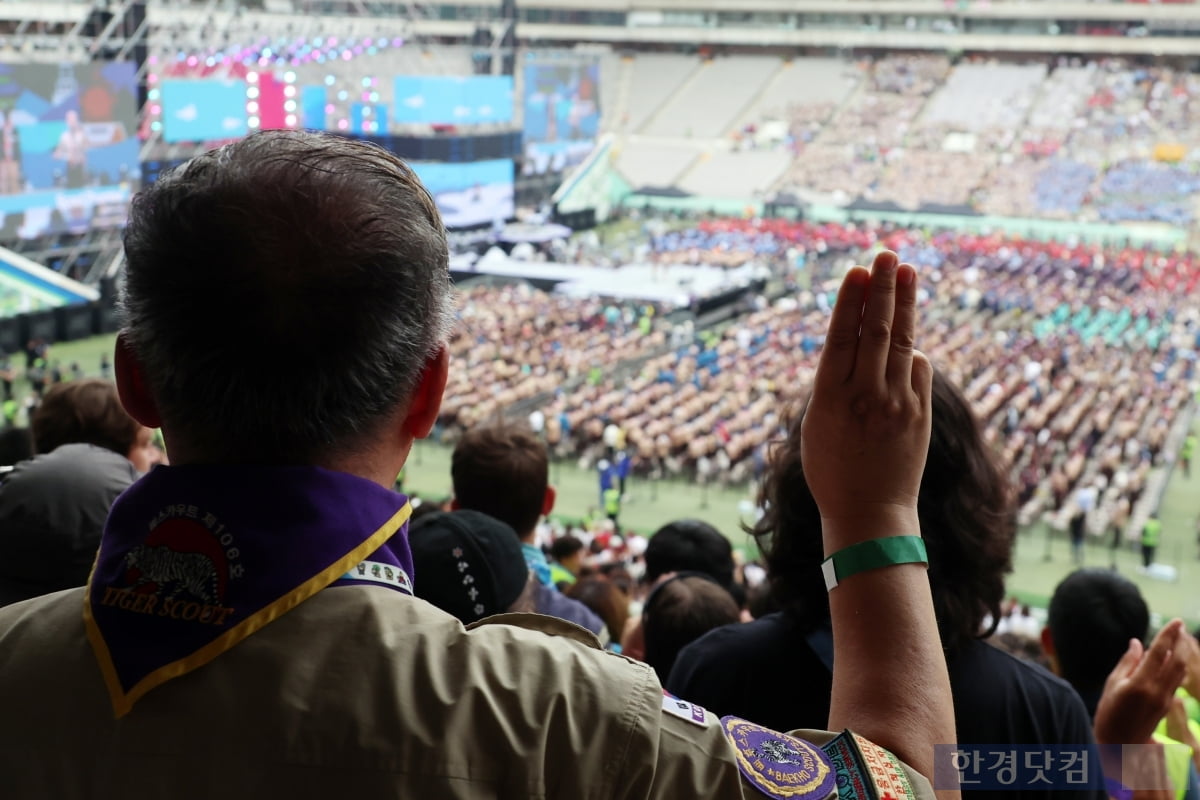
[{"x1": 84, "y1": 464, "x2": 413, "y2": 718}]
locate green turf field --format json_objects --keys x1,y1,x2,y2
[
  {"x1": 4, "y1": 335, "x2": 122, "y2": 427},
  {"x1": 404, "y1": 439, "x2": 1200, "y2": 627},
  {"x1": 33, "y1": 334, "x2": 1200, "y2": 626}
]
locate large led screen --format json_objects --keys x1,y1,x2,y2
[
  {"x1": 392, "y1": 76, "x2": 514, "y2": 126},
  {"x1": 523, "y1": 60, "x2": 600, "y2": 174},
  {"x1": 161, "y1": 78, "x2": 249, "y2": 143},
  {"x1": 410, "y1": 159, "x2": 513, "y2": 229},
  {"x1": 0, "y1": 61, "x2": 139, "y2": 239}
]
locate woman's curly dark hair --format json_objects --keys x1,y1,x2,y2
[{"x1": 752, "y1": 368, "x2": 1016, "y2": 655}]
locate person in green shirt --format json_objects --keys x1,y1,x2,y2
[
  {"x1": 1183, "y1": 434, "x2": 1197, "y2": 479},
  {"x1": 548, "y1": 536, "x2": 584, "y2": 589},
  {"x1": 1143, "y1": 512, "x2": 1162, "y2": 569},
  {"x1": 603, "y1": 485, "x2": 621, "y2": 529}
]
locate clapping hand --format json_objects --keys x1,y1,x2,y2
[{"x1": 1095, "y1": 619, "x2": 1190, "y2": 747}]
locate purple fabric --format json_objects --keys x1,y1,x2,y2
[
  {"x1": 722, "y1": 715, "x2": 838, "y2": 800},
  {"x1": 88, "y1": 465, "x2": 413, "y2": 698}
]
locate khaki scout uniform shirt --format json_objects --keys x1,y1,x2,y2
[{"x1": 0, "y1": 585, "x2": 934, "y2": 799}]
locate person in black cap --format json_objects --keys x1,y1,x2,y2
[
  {"x1": 409, "y1": 509, "x2": 534, "y2": 625},
  {"x1": 450, "y1": 423, "x2": 605, "y2": 636}
]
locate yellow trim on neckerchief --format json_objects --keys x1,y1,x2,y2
[{"x1": 83, "y1": 501, "x2": 413, "y2": 718}]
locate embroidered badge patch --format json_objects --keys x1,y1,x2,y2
[
  {"x1": 661, "y1": 690, "x2": 709, "y2": 727},
  {"x1": 821, "y1": 729, "x2": 917, "y2": 800},
  {"x1": 343, "y1": 559, "x2": 413, "y2": 594},
  {"x1": 101, "y1": 509, "x2": 242, "y2": 626},
  {"x1": 722, "y1": 716, "x2": 837, "y2": 800},
  {"x1": 852, "y1": 732, "x2": 916, "y2": 800}
]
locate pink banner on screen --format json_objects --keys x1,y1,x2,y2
[{"x1": 256, "y1": 73, "x2": 288, "y2": 130}]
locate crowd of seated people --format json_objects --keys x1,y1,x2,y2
[
  {"x1": 647, "y1": 226, "x2": 798, "y2": 270},
  {"x1": 979, "y1": 60, "x2": 1200, "y2": 221},
  {"x1": 787, "y1": 55, "x2": 950, "y2": 202},
  {"x1": 437, "y1": 283, "x2": 664, "y2": 430},
  {"x1": 4, "y1": 130, "x2": 1200, "y2": 797},
  {"x1": 482, "y1": 220, "x2": 1198, "y2": 552},
  {"x1": 763, "y1": 53, "x2": 1200, "y2": 223},
  {"x1": 409, "y1": 396, "x2": 1200, "y2": 800}
]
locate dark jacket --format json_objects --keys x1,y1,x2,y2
[
  {"x1": 0, "y1": 443, "x2": 139, "y2": 606},
  {"x1": 669, "y1": 611, "x2": 1106, "y2": 800}
]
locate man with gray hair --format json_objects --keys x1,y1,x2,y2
[{"x1": 0, "y1": 131, "x2": 952, "y2": 799}]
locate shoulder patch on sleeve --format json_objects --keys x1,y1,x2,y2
[
  {"x1": 820, "y1": 729, "x2": 918, "y2": 800},
  {"x1": 721, "y1": 715, "x2": 837, "y2": 800},
  {"x1": 661, "y1": 690, "x2": 710, "y2": 727}
]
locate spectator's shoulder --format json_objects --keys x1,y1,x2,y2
[
  {"x1": 532, "y1": 581, "x2": 605, "y2": 635},
  {"x1": 463, "y1": 608, "x2": 657, "y2": 700},
  {"x1": 958, "y1": 638, "x2": 1093, "y2": 731},
  {"x1": 0, "y1": 588, "x2": 92, "y2": 683},
  {"x1": 0, "y1": 586, "x2": 87, "y2": 630},
  {"x1": 468, "y1": 610, "x2": 605, "y2": 650},
  {"x1": 678, "y1": 612, "x2": 798, "y2": 666},
  {"x1": 968, "y1": 638, "x2": 1077, "y2": 696}
]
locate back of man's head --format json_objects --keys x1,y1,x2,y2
[
  {"x1": 121, "y1": 130, "x2": 454, "y2": 463},
  {"x1": 32, "y1": 379, "x2": 140, "y2": 458},
  {"x1": 645, "y1": 519, "x2": 734, "y2": 588},
  {"x1": 451, "y1": 424, "x2": 548, "y2": 537},
  {"x1": 1047, "y1": 568, "x2": 1149, "y2": 692},
  {"x1": 0, "y1": 443, "x2": 140, "y2": 606},
  {"x1": 549, "y1": 535, "x2": 584, "y2": 566},
  {"x1": 642, "y1": 574, "x2": 740, "y2": 682}
]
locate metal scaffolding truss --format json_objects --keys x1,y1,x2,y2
[
  {"x1": 0, "y1": 0, "x2": 501, "y2": 283},
  {"x1": 0, "y1": 2, "x2": 150, "y2": 280},
  {"x1": 0, "y1": 1, "x2": 142, "y2": 61},
  {"x1": 9, "y1": 227, "x2": 126, "y2": 285}
]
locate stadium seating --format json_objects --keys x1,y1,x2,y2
[
  {"x1": 873, "y1": 150, "x2": 993, "y2": 209},
  {"x1": 614, "y1": 142, "x2": 702, "y2": 191},
  {"x1": 622, "y1": 54, "x2": 698, "y2": 133},
  {"x1": 593, "y1": 52, "x2": 1200, "y2": 224},
  {"x1": 597, "y1": 52, "x2": 625, "y2": 135},
  {"x1": 1025, "y1": 63, "x2": 1096, "y2": 132},
  {"x1": 1097, "y1": 161, "x2": 1200, "y2": 225},
  {"x1": 677, "y1": 150, "x2": 792, "y2": 199},
  {"x1": 146, "y1": 32, "x2": 1200, "y2": 225},
  {"x1": 782, "y1": 56, "x2": 949, "y2": 203},
  {"x1": 1034, "y1": 159, "x2": 1097, "y2": 216},
  {"x1": 921, "y1": 62, "x2": 1047, "y2": 140},
  {"x1": 642, "y1": 56, "x2": 780, "y2": 139},
  {"x1": 732, "y1": 57, "x2": 859, "y2": 135}
]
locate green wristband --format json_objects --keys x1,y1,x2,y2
[{"x1": 821, "y1": 536, "x2": 928, "y2": 591}]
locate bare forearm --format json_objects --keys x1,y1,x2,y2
[
  {"x1": 801, "y1": 255, "x2": 955, "y2": 796},
  {"x1": 823, "y1": 515, "x2": 956, "y2": 792}
]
